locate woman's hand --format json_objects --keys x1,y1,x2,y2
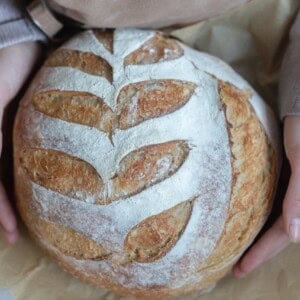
[
  {"x1": 0, "y1": 41, "x2": 41, "y2": 244},
  {"x1": 232, "y1": 115, "x2": 300, "y2": 278}
]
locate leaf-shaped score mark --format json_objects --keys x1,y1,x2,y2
[
  {"x1": 103, "y1": 140, "x2": 190, "y2": 203},
  {"x1": 93, "y1": 29, "x2": 114, "y2": 53},
  {"x1": 20, "y1": 148, "x2": 103, "y2": 201},
  {"x1": 124, "y1": 33, "x2": 184, "y2": 65},
  {"x1": 45, "y1": 48, "x2": 113, "y2": 82},
  {"x1": 33, "y1": 80, "x2": 196, "y2": 135},
  {"x1": 33, "y1": 90, "x2": 118, "y2": 135},
  {"x1": 117, "y1": 80, "x2": 197, "y2": 129},
  {"x1": 33, "y1": 216, "x2": 110, "y2": 260},
  {"x1": 124, "y1": 200, "x2": 193, "y2": 262}
]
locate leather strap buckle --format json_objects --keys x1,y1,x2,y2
[{"x1": 26, "y1": 0, "x2": 63, "y2": 38}]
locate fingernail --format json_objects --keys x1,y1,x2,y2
[
  {"x1": 289, "y1": 218, "x2": 300, "y2": 243},
  {"x1": 6, "y1": 231, "x2": 19, "y2": 245},
  {"x1": 232, "y1": 266, "x2": 246, "y2": 279},
  {"x1": 3, "y1": 220, "x2": 16, "y2": 233}
]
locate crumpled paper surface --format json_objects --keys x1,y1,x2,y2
[{"x1": 0, "y1": 0, "x2": 300, "y2": 299}]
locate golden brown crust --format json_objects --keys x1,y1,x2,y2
[
  {"x1": 33, "y1": 90, "x2": 117, "y2": 134},
  {"x1": 124, "y1": 33, "x2": 184, "y2": 65},
  {"x1": 117, "y1": 80, "x2": 196, "y2": 129},
  {"x1": 92, "y1": 29, "x2": 114, "y2": 53},
  {"x1": 197, "y1": 81, "x2": 277, "y2": 274},
  {"x1": 124, "y1": 200, "x2": 193, "y2": 263},
  {"x1": 32, "y1": 216, "x2": 110, "y2": 260},
  {"x1": 19, "y1": 148, "x2": 103, "y2": 201},
  {"x1": 45, "y1": 49, "x2": 113, "y2": 82},
  {"x1": 108, "y1": 140, "x2": 190, "y2": 203}
]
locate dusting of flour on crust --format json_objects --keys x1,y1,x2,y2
[{"x1": 18, "y1": 29, "x2": 278, "y2": 289}]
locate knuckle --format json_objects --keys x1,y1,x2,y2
[
  {"x1": 283, "y1": 199, "x2": 300, "y2": 216},
  {"x1": 292, "y1": 161, "x2": 300, "y2": 175},
  {"x1": 286, "y1": 146, "x2": 300, "y2": 167}
]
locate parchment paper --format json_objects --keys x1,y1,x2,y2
[{"x1": 0, "y1": 0, "x2": 299, "y2": 299}]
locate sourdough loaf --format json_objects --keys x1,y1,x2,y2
[{"x1": 13, "y1": 29, "x2": 280, "y2": 299}]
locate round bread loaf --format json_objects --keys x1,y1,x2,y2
[{"x1": 13, "y1": 29, "x2": 280, "y2": 299}]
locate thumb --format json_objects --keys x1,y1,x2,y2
[
  {"x1": 0, "y1": 42, "x2": 41, "y2": 108},
  {"x1": 283, "y1": 116, "x2": 300, "y2": 242},
  {"x1": 0, "y1": 181, "x2": 19, "y2": 244},
  {"x1": 282, "y1": 169, "x2": 300, "y2": 243}
]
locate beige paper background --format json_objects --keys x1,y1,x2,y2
[{"x1": 0, "y1": 0, "x2": 300, "y2": 299}]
